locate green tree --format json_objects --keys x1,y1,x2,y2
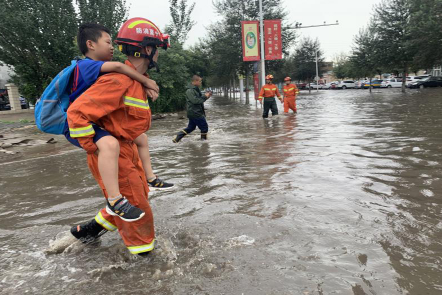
[
  {"x1": 349, "y1": 27, "x2": 380, "y2": 92},
  {"x1": 148, "y1": 0, "x2": 200, "y2": 113},
  {"x1": 409, "y1": 0, "x2": 442, "y2": 70},
  {"x1": 149, "y1": 43, "x2": 189, "y2": 113},
  {"x1": 75, "y1": 0, "x2": 129, "y2": 37},
  {"x1": 207, "y1": 0, "x2": 297, "y2": 92},
  {"x1": 0, "y1": 0, "x2": 78, "y2": 102},
  {"x1": 292, "y1": 38, "x2": 324, "y2": 83},
  {"x1": 165, "y1": 0, "x2": 196, "y2": 44},
  {"x1": 333, "y1": 53, "x2": 352, "y2": 79},
  {"x1": 186, "y1": 42, "x2": 213, "y2": 85},
  {"x1": 372, "y1": 0, "x2": 414, "y2": 92},
  {"x1": 0, "y1": 0, "x2": 130, "y2": 103}
]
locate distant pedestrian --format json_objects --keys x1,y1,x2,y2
[{"x1": 173, "y1": 75, "x2": 212, "y2": 142}]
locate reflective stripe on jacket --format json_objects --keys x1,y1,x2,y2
[
  {"x1": 67, "y1": 60, "x2": 151, "y2": 154},
  {"x1": 258, "y1": 83, "x2": 282, "y2": 100},
  {"x1": 283, "y1": 84, "x2": 299, "y2": 98}
]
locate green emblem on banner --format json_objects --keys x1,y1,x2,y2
[{"x1": 246, "y1": 32, "x2": 256, "y2": 49}]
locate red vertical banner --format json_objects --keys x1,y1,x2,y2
[
  {"x1": 264, "y1": 20, "x2": 282, "y2": 60},
  {"x1": 241, "y1": 21, "x2": 261, "y2": 61},
  {"x1": 253, "y1": 73, "x2": 260, "y2": 100}
]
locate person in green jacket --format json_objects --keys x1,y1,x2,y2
[{"x1": 173, "y1": 75, "x2": 212, "y2": 142}]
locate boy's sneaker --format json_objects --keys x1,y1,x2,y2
[
  {"x1": 148, "y1": 176, "x2": 174, "y2": 191},
  {"x1": 71, "y1": 219, "x2": 107, "y2": 244},
  {"x1": 106, "y1": 196, "x2": 145, "y2": 222}
]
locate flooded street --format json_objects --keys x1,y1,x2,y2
[{"x1": 1, "y1": 88, "x2": 442, "y2": 294}]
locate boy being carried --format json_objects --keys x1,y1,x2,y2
[{"x1": 66, "y1": 24, "x2": 173, "y2": 222}]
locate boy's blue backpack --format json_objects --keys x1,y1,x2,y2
[{"x1": 35, "y1": 59, "x2": 78, "y2": 135}]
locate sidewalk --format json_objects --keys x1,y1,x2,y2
[{"x1": 0, "y1": 109, "x2": 35, "y2": 123}]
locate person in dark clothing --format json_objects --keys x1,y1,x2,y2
[
  {"x1": 258, "y1": 74, "x2": 283, "y2": 118},
  {"x1": 173, "y1": 75, "x2": 212, "y2": 142}
]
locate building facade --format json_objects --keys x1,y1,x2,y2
[{"x1": 0, "y1": 65, "x2": 13, "y2": 89}]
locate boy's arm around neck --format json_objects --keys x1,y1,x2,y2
[{"x1": 101, "y1": 62, "x2": 159, "y2": 93}]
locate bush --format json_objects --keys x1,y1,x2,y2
[{"x1": 148, "y1": 43, "x2": 190, "y2": 113}]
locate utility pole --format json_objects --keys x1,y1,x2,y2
[
  {"x1": 256, "y1": 1, "x2": 339, "y2": 94},
  {"x1": 315, "y1": 50, "x2": 319, "y2": 93},
  {"x1": 259, "y1": 0, "x2": 265, "y2": 87},
  {"x1": 292, "y1": 21, "x2": 339, "y2": 93}
]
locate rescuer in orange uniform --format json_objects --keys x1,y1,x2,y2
[
  {"x1": 258, "y1": 74, "x2": 283, "y2": 118},
  {"x1": 282, "y1": 77, "x2": 299, "y2": 113},
  {"x1": 67, "y1": 17, "x2": 169, "y2": 255}
]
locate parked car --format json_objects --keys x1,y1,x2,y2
[
  {"x1": 362, "y1": 80, "x2": 383, "y2": 88},
  {"x1": 336, "y1": 80, "x2": 356, "y2": 89},
  {"x1": 324, "y1": 81, "x2": 339, "y2": 89},
  {"x1": 19, "y1": 97, "x2": 28, "y2": 109},
  {"x1": 381, "y1": 78, "x2": 403, "y2": 88},
  {"x1": 408, "y1": 76, "x2": 442, "y2": 88},
  {"x1": 0, "y1": 94, "x2": 9, "y2": 111},
  {"x1": 406, "y1": 76, "x2": 424, "y2": 87},
  {"x1": 306, "y1": 82, "x2": 325, "y2": 89},
  {"x1": 296, "y1": 83, "x2": 307, "y2": 90},
  {"x1": 355, "y1": 80, "x2": 368, "y2": 89}
]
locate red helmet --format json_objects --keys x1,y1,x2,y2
[
  {"x1": 265, "y1": 74, "x2": 274, "y2": 80},
  {"x1": 115, "y1": 17, "x2": 169, "y2": 72},
  {"x1": 115, "y1": 17, "x2": 168, "y2": 49},
  {"x1": 284, "y1": 77, "x2": 291, "y2": 81}
]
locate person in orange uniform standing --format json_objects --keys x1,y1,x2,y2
[
  {"x1": 258, "y1": 74, "x2": 283, "y2": 118},
  {"x1": 282, "y1": 77, "x2": 299, "y2": 113},
  {"x1": 67, "y1": 17, "x2": 169, "y2": 255}
]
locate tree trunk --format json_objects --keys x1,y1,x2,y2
[
  {"x1": 369, "y1": 77, "x2": 372, "y2": 93},
  {"x1": 233, "y1": 78, "x2": 236, "y2": 99},
  {"x1": 402, "y1": 67, "x2": 407, "y2": 93},
  {"x1": 245, "y1": 69, "x2": 250, "y2": 104}
]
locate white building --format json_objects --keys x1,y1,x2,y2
[
  {"x1": 0, "y1": 65, "x2": 13, "y2": 89},
  {"x1": 429, "y1": 66, "x2": 441, "y2": 76}
]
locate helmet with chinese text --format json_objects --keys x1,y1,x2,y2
[{"x1": 115, "y1": 17, "x2": 169, "y2": 71}]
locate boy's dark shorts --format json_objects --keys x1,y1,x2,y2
[{"x1": 63, "y1": 121, "x2": 111, "y2": 149}]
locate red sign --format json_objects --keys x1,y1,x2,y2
[
  {"x1": 253, "y1": 73, "x2": 260, "y2": 100},
  {"x1": 264, "y1": 20, "x2": 282, "y2": 60},
  {"x1": 241, "y1": 21, "x2": 260, "y2": 61}
]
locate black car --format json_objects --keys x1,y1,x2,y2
[
  {"x1": 0, "y1": 95, "x2": 9, "y2": 111},
  {"x1": 408, "y1": 76, "x2": 442, "y2": 89}
]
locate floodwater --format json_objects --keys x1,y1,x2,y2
[{"x1": 1, "y1": 88, "x2": 442, "y2": 294}]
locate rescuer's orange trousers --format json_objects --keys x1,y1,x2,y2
[
  {"x1": 88, "y1": 140, "x2": 155, "y2": 255},
  {"x1": 284, "y1": 96, "x2": 297, "y2": 113}
]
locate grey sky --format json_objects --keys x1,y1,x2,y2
[{"x1": 128, "y1": 0, "x2": 383, "y2": 61}]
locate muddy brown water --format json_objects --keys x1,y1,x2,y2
[{"x1": 1, "y1": 89, "x2": 442, "y2": 294}]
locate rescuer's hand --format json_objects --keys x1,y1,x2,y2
[
  {"x1": 143, "y1": 77, "x2": 159, "y2": 93},
  {"x1": 146, "y1": 89, "x2": 159, "y2": 101}
]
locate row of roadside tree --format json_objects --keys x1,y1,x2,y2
[
  {"x1": 332, "y1": 0, "x2": 442, "y2": 92},
  {"x1": 0, "y1": 0, "x2": 441, "y2": 111}
]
